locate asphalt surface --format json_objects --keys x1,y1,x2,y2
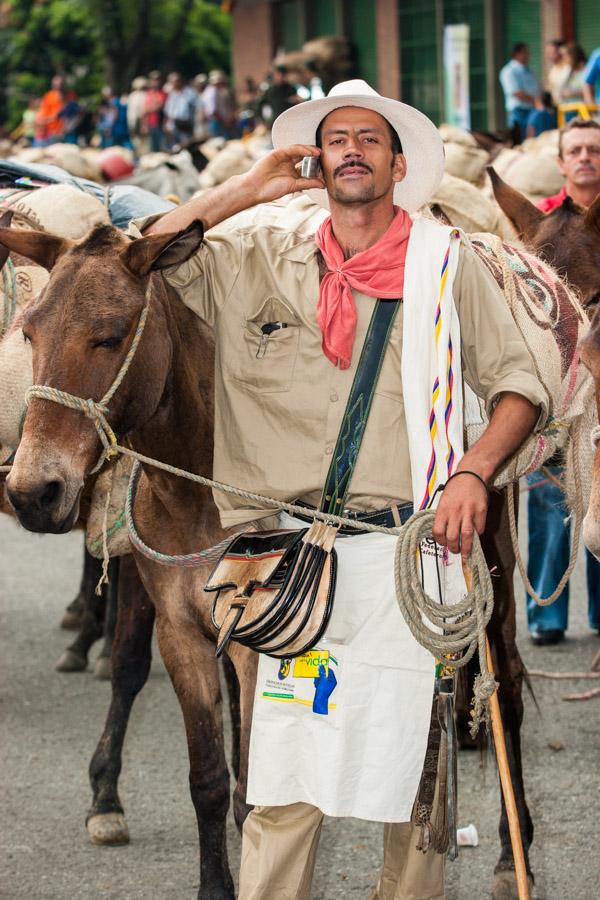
[{"x1": 1, "y1": 501, "x2": 599, "y2": 900}]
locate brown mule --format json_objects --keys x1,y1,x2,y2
[{"x1": 0, "y1": 221, "x2": 257, "y2": 900}]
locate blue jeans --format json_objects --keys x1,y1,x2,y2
[
  {"x1": 508, "y1": 106, "x2": 532, "y2": 142},
  {"x1": 526, "y1": 467, "x2": 600, "y2": 633}
]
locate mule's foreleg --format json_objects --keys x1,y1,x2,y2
[
  {"x1": 156, "y1": 615, "x2": 234, "y2": 900},
  {"x1": 481, "y1": 488, "x2": 534, "y2": 894},
  {"x1": 56, "y1": 549, "x2": 106, "y2": 672},
  {"x1": 60, "y1": 543, "x2": 87, "y2": 630},
  {"x1": 94, "y1": 558, "x2": 120, "y2": 680},
  {"x1": 226, "y1": 643, "x2": 257, "y2": 833},
  {"x1": 87, "y1": 556, "x2": 155, "y2": 845},
  {"x1": 222, "y1": 653, "x2": 241, "y2": 781}
]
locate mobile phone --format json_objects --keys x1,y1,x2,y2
[{"x1": 300, "y1": 156, "x2": 321, "y2": 179}]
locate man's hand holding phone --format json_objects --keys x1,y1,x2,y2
[{"x1": 242, "y1": 145, "x2": 324, "y2": 205}]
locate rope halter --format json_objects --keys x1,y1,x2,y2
[{"x1": 24, "y1": 288, "x2": 151, "y2": 474}]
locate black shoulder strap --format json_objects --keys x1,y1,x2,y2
[{"x1": 320, "y1": 298, "x2": 400, "y2": 515}]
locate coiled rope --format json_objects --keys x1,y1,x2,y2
[{"x1": 507, "y1": 423, "x2": 584, "y2": 606}]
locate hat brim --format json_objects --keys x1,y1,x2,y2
[{"x1": 271, "y1": 93, "x2": 444, "y2": 213}]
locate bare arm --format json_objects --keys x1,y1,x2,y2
[
  {"x1": 583, "y1": 83, "x2": 595, "y2": 106},
  {"x1": 432, "y1": 391, "x2": 539, "y2": 558},
  {"x1": 513, "y1": 90, "x2": 536, "y2": 104},
  {"x1": 145, "y1": 144, "x2": 324, "y2": 235}
]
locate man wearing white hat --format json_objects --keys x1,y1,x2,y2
[{"x1": 134, "y1": 80, "x2": 546, "y2": 898}]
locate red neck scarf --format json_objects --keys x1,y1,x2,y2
[{"x1": 314, "y1": 207, "x2": 412, "y2": 369}]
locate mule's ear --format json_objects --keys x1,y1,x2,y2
[
  {"x1": 0, "y1": 211, "x2": 13, "y2": 270},
  {"x1": 430, "y1": 203, "x2": 453, "y2": 226},
  {"x1": 584, "y1": 194, "x2": 600, "y2": 237},
  {"x1": 0, "y1": 226, "x2": 72, "y2": 271},
  {"x1": 487, "y1": 166, "x2": 544, "y2": 242},
  {"x1": 121, "y1": 221, "x2": 205, "y2": 277}
]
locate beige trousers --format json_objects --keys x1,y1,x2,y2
[{"x1": 238, "y1": 802, "x2": 445, "y2": 900}]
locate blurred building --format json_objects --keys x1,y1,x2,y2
[{"x1": 231, "y1": 0, "x2": 600, "y2": 130}]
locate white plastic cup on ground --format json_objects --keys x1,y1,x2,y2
[{"x1": 456, "y1": 823, "x2": 479, "y2": 847}]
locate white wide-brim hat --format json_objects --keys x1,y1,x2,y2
[{"x1": 271, "y1": 79, "x2": 444, "y2": 213}]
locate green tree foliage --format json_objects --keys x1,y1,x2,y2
[{"x1": 1, "y1": 0, "x2": 231, "y2": 131}]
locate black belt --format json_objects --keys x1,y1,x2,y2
[{"x1": 292, "y1": 500, "x2": 413, "y2": 535}]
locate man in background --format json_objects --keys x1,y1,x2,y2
[
  {"x1": 259, "y1": 64, "x2": 304, "y2": 130},
  {"x1": 164, "y1": 72, "x2": 197, "y2": 148},
  {"x1": 35, "y1": 75, "x2": 77, "y2": 146},
  {"x1": 127, "y1": 76, "x2": 148, "y2": 155},
  {"x1": 202, "y1": 70, "x2": 237, "y2": 139},
  {"x1": 499, "y1": 43, "x2": 539, "y2": 142},
  {"x1": 538, "y1": 118, "x2": 600, "y2": 211},
  {"x1": 583, "y1": 47, "x2": 600, "y2": 107},
  {"x1": 545, "y1": 39, "x2": 568, "y2": 105},
  {"x1": 143, "y1": 71, "x2": 166, "y2": 153}
]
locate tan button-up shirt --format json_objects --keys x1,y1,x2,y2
[{"x1": 131, "y1": 211, "x2": 547, "y2": 528}]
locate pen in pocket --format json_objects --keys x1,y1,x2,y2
[{"x1": 257, "y1": 322, "x2": 288, "y2": 358}]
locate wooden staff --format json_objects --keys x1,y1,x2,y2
[
  {"x1": 485, "y1": 637, "x2": 530, "y2": 900},
  {"x1": 462, "y1": 563, "x2": 529, "y2": 900}
]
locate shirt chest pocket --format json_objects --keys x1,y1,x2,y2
[{"x1": 229, "y1": 295, "x2": 301, "y2": 393}]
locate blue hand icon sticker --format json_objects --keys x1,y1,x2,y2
[{"x1": 312, "y1": 664, "x2": 337, "y2": 715}]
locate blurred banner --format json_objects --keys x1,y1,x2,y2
[{"x1": 443, "y1": 24, "x2": 470, "y2": 130}]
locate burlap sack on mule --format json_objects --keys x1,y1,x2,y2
[
  {"x1": 0, "y1": 184, "x2": 109, "y2": 238},
  {"x1": 85, "y1": 457, "x2": 134, "y2": 558},
  {"x1": 0, "y1": 324, "x2": 31, "y2": 463},
  {"x1": 490, "y1": 147, "x2": 564, "y2": 201},
  {"x1": 465, "y1": 233, "x2": 595, "y2": 496},
  {"x1": 429, "y1": 173, "x2": 515, "y2": 239}
]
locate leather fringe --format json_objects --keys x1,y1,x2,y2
[{"x1": 413, "y1": 676, "x2": 458, "y2": 857}]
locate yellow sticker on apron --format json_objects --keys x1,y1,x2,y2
[{"x1": 292, "y1": 650, "x2": 329, "y2": 678}]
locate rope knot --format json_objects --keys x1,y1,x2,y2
[{"x1": 469, "y1": 672, "x2": 498, "y2": 738}]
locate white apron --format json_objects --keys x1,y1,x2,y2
[
  {"x1": 246, "y1": 218, "x2": 466, "y2": 822},
  {"x1": 246, "y1": 514, "x2": 435, "y2": 823}
]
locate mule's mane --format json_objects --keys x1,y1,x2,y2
[{"x1": 71, "y1": 224, "x2": 125, "y2": 255}]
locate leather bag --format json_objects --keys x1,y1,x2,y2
[{"x1": 205, "y1": 521, "x2": 338, "y2": 658}]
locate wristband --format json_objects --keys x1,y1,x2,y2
[{"x1": 445, "y1": 470, "x2": 489, "y2": 494}]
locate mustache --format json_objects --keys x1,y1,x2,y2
[{"x1": 334, "y1": 160, "x2": 373, "y2": 177}]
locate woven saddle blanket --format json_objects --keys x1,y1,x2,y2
[{"x1": 467, "y1": 232, "x2": 594, "y2": 491}]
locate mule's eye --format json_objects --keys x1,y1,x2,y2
[
  {"x1": 92, "y1": 337, "x2": 123, "y2": 350},
  {"x1": 587, "y1": 292, "x2": 600, "y2": 309}
]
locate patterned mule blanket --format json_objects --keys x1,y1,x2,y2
[{"x1": 467, "y1": 232, "x2": 595, "y2": 500}]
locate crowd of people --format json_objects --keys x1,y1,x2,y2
[
  {"x1": 13, "y1": 61, "x2": 326, "y2": 155},
  {"x1": 499, "y1": 38, "x2": 600, "y2": 142}
]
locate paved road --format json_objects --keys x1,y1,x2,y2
[{"x1": 1, "y1": 505, "x2": 599, "y2": 900}]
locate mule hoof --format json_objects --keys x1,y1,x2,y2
[
  {"x1": 60, "y1": 609, "x2": 83, "y2": 631},
  {"x1": 492, "y1": 870, "x2": 534, "y2": 900},
  {"x1": 55, "y1": 649, "x2": 87, "y2": 672},
  {"x1": 87, "y1": 813, "x2": 130, "y2": 846},
  {"x1": 94, "y1": 656, "x2": 112, "y2": 681}
]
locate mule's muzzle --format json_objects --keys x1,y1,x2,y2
[{"x1": 7, "y1": 477, "x2": 78, "y2": 533}]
